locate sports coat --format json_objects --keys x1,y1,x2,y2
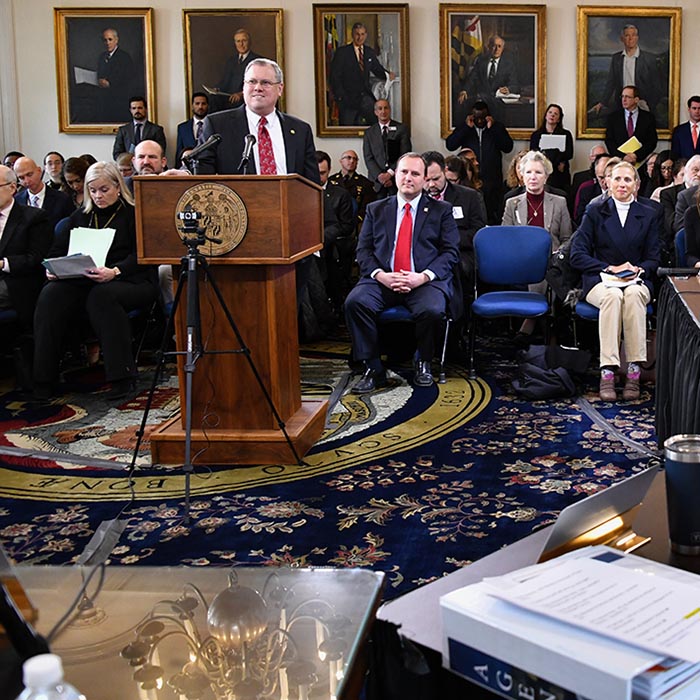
[
  {"x1": 199, "y1": 106, "x2": 320, "y2": 184},
  {"x1": 0, "y1": 203, "x2": 52, "y2": 326},
  {"x1": 674, "y1": 185, "x2": 698, "y2": 234},
  {"x1": 502, "y1": 191, "x2": 572, "y2": 251},
  {"x1": 330, "y1": 43, "x2": 387, "y2": 111},
  {"x1": 355, "y1": 193, "x2": 459, "y2": 298},
  {"x1": 570, "y1": 197, "x2": 660, "y2": 298},
  {"x1": 14, "y1": 186, "x2": 74, "y2": 231},
  {"x1": 112, "y1": 120, "x2": 167, "y2": 160},
  {"x1": 362, "y1": 120, "x2": 412, "y2": 192},
  {"x1": 671, "y1": 122, "x2": 700, "y2": 160},
  {"x1": 604, "y1": 109, "x2": 658, "y2": 163},
  {"x1": 175, "y1": 118, "x2": 207, "y2": 164},
  {"x1": 441, "y1": 182, "x2": 486, "y2": 255},
  {"x1": 659, "y1": 183, "x2": 685, "y2": 247}
]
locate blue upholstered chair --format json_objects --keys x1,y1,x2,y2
[{"x1": 469, "y1": 225, "x2": 552, "y2": 377}]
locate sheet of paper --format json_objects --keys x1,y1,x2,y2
[
  {"x1": 74, "y1": 66, "x2": 98, "y2": 86},
  {"x1": 539, "y1": 134, "x2": 567, "y2": 152},
  {"x1": 68, "y1": 227, "x2": 115, "y2": 269},
  {"x1": 618, "y1": 136, "x2": 642, "y2": 154},
  {"x1": 485, "y1": 554, "x2": 700, "y2": 663}
]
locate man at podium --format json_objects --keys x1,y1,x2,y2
[{"x1": 198, "y1": 58, "x2": 319, "y2": 184}]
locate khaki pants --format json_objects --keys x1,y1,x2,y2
[{"x1": 586, "y1": 282, "x2": 650, "y2": 368}]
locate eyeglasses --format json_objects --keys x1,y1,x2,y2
[
  {"x1": 660, "y1": 165, "x2": 673, "y2": 171},
  {"x1": 244, "y1": 79, "x2": 281, "y2": 88},
  {"x1": 0, "y1": 182, "x2": 15, "y2": 188},
  {"x1": 341, "y1": 156, "x2": 358, "y2": 161}
]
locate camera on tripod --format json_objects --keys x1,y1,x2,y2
[{"x1": 177, "y1": 208, "x2": 202, "y2": 235}]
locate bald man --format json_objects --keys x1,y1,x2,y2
[
  {"x1": 328, "y1": 149, "x2": 376, "y2": 232},
  {"x1": 14, "y1": 157, "x2": 73, "y2": 229}
]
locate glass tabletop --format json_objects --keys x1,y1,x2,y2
[{"x1": 15, "y1": 565, "x2": 384, "y2": 700}]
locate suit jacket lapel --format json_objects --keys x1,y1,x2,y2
[
  {"x1": 413, "y1": 194, "x2": 429, "y2": 241},
  {"x1": 278, "y1": 111, "x2": 294, "y2": 174},
  {"x1": 601, "y1": 198, "x2": 631, "y2": 260},
  {"x1": 0, "y1": 204, "x2": 20, "y2": 258},
  {"x1": 516, "y1": 195, "x2": 527, "y2": 225},
  {"x1": 543, "y1": 192, "x2": 553, "y2": 230}
]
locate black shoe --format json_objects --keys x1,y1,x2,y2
[
  {"x1": 32, "y1": 382, "x2": 54, "y2": 401},
  {"x1": 108, "y1": 378, "x2": 136, "y2": 400},
  {"x1": 414, "y1": 360, "x2": 434, "y2": 387},
  {"x1": 353, "y1": 367, "x2": 387, "y2": 394}
]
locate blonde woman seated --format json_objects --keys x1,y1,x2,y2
[
  {"x1": 502, "y1": 150, "x2": 572, "y2": 339},
  {"x1": 570, "y1": 162, "x2": 660, "y2": 402}
]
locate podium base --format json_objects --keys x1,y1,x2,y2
[{"x1": 149, "y1": 399, "x2": 328, "y2": 466}]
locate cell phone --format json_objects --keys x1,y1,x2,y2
[{"x1": 615, "y1": 269, "x2": 636, "y2": 279}]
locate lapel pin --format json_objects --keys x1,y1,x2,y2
[
  {"x1": 424, "y1": 207, "x2": 429, "y2": 212},
  {"x1": 290, "y1": 129, "x2": 296, "y2": 134}
]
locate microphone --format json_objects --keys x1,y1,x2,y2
[
  {"x1": 238, "y1": 133, "x2": 256, "y2": 171},
  {"x1": 657, "y1": 267, "x2": 700, "y2": 277},
  {"x1": 182, "y1": 134, "x2": 221, "y2": 164}
]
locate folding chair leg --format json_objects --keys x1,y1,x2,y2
[
  {"x1": 438, "y1": 317, "x2": 450, "y2": 384},
  {"x1": 468, "y1": 314, "x2": 477, "y2": 379}
]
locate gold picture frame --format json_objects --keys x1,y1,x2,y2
[
  {"x1": 576, "y1": 6, "x2": 682, "y2": 140},
  {"x1": 183, "y1": 9, "x2": 284, "y2": 117},
  {"x1": 312, "y1": 4, "x2": 410, "y2": 138},
  {"x1": 439, "y1": 4, "x2": 546, "y2": 140},
  {"x1": 54, "y1": 8, "x2": 155, "y2": 135}
]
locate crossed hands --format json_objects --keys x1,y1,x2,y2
[{"x1": 376, "y1": 270, "x2": 429, "y2": 294}]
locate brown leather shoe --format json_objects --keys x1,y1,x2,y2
[
  {"x1": 622, "y1": 375, "x2": 640, "y2": 401},
  {"x1": 599, "y1": 375, "x2": 616, "y2": 401}
]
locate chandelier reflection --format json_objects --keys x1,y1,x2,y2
[{"x1": 120, "y1": 569, "x2": 351, "y2": 700}]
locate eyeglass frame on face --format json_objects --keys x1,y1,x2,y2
[
  {"x1": 341, "y1": 155, "x2": 358, "y2": 161},
  {"x1": 0, "y1": 182, "x2": 15, "y2": 188},
  {"x1": 244, "y1": 79, "x2": 281, "y2": 89}
]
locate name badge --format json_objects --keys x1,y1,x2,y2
[{"x1": 452, "y1": 206, "x2": 464, "y2": 219}]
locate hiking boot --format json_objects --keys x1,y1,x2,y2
[
  {"x1": 622, "y1": 375, "x2": 640, "y2": 401},
  {"x1": 599, "y1": 374, "x2": 616, "y2": 401}
]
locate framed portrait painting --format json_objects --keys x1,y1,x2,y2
[
  {"x1": 183, "y1": 10, "x2": 284, "y2": 116},
  {"x1": 54, "y1": 8, "x2": 155, "y2": 134},
  {"x1": 576, "y1": 7, "x2": 682, "y2": 140},
  {"x1": 439, "y1": 4, "x2": 546, "y2": 140},
  {"x1": 313, "y1": 4, "x2": 410, "y2": 138}
]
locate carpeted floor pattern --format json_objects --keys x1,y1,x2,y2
[{"x1": 0, "y1": 338, "x2": 658, "y2": 599}]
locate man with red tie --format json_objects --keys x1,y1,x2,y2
[
  {"x1": 198, "y1": 58, "x2": 319, "y2": 184},
  {"x1": 604, "y1": 85, "x2": 657, "y2": 165},
  {"x1": 344, "y1": 152, "x2": 459, "y2": 392},
  {"x1": 671, "y1": 96, "x2": 700, "y2": 160}
]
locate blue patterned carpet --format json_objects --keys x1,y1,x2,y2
[{"x1": 0, "y1": 340, "x2": 657, "y2": 599}]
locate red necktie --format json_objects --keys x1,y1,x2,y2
[
  {"x1": 358, "y1": 46, "x2": 364, "y2": 72},
  {"x1": 394, "y1": 203, "x2": 412, "y2": 272},
  {"x1": 257, "y1": 117, "x2": 277, "y2": 175},
  {"x1": 626, "y1": 112, "x2": 634, "y2": 138},
  {"x1": 693, "y1": 123, "x2": 698, "y2": 149}
]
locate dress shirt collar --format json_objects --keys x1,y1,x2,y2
[
  {"x1": 397, "y1": 193, "x2": 420, "y2": 217},
  {"x1": 0, "y1": 199, "x2": 14, "y2": 239}
]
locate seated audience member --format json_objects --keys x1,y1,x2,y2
[
  {"x1": 574, "y1": 153, "x2": 610, "y2": 225},
  {"x1": 502, "y1": 150, "x2": 572, "y2": 341},
  {"x1": 683, "y1": 187, "x2": 700, "y2": 268},
  {"x1": 570, "y1": 162, "x2": 660, "y2": 402},
  {"x1": 529, "y1": 103, "x2": 574, "y2": 195},
  {"x1": 586, "y1": 156, "x2": 621, "y2": 208},
  {"x1": 13, "y1": 156, "x2": 74, "y2": 229},
  {"x1": 570, "y1": 144, "x2": 607, "y2": 214},
  {"x1": 62, "y1": 157, "x2": 90, "y2": 209},
  {"x1": 344, "y1": 153, "x2": 459, "y2": 391},
  {"x1": 116, "y1": 152, "x2": 134, "y2": 179},
  {"x1": 422, "y1": 150, "x2": 486, "y2": 293},
  {"x1": 651, "y1": 159, "x2": 684, "y2": 203},
  {"x1": 641, "y1": 149, "x2": 674, "y2": 199},
  {"x1": 444, "y1": 155, "x2": 469, "y2": 187},
  {"x1": 44, "y1": 152, "x2": 65, "y2": 190},
  {"x1": 80, "y1": 154, "x2": 98, "y2": 166},
  {"x1": 328, "y1": 150, "x2": 376, "y2": 233},
  {"x1": 3, "y1": 151, "x2": 24, "y2": 169},
  {"x1": 663, "y1": 154, "x2": 700, "y2": 241},
  {"x1": 639, "y1": 151, "x2": 658, "y2": 198},
  {"x1": 316, "y1": 150, "x2": 355, "y2": 310},
  {"x1": 33, "y1": 161, "x2": 158, "y2": 400},
  {"x1": 0, "y1": 165, "x2": 52, "y2": 332},
  {"x1": 460, "y1": 156, "x2": 483, "y2": 191},
  {"x1": 503, "y1": 149, "x2": 567, "y2": 205}
]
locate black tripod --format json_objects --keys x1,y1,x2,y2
[{"x1": 130, "y1": 212, "x2": 304, "y2": 521}]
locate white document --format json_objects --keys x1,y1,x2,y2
[
  {"x1": 485, "y1": 553, "x2": 700, "y2": 663},
  {"x1": 539, "y1": 134, "x2": 567, "y2": 152},
  {"x1": 452, "y1": 206, "x2": 464, "y2": 220},
  {"x1": 68, "y1": 227, "x2": 115, "y2": 269},
  {"x1": 74, "y1": 66, "x2": 98, "y2": 86}
]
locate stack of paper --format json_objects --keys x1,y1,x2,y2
[{"x1": 441, "y1": 546, "x2": 700, "y2": 700}]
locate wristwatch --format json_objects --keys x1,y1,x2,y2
[{"x1": 112, "y1": 267, "x2": 121, "y2": 278}]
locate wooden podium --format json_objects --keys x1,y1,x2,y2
[{"x1": 133, "y1": 174, "x2": 328, "y2": 465}]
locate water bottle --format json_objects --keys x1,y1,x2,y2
[{"x1": 16, "y1": 654, "x2": 85, "y2": 700}]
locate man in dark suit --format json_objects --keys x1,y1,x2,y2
[
  {"x1": 97, "y1": 28, "x2": 136, "y2": 123},
  {"x1": 591, "y1": 24, "x2": 661, "y2": 117},
  {"x1": 211, "y1": 29, "x2": 261, "y2": 113},
  {"x1": 0, "y1": 165, "x2": 53, "y2": 331},
  {"x1": 175, "y1": 93, "x2": 209, "y2": 165},
  {"x1": 660, "y1": 156, "x2": 700, "y2": 254},
  {"x1": 674, "y1": 183, "x2": 700, "y2": 234},
  {"x1": 604, "y1": 86, "x2": 657, "y2": 165},
  {"x1": 328, "y1": 150, "x2": 376, "y2": 234},
  {"x1": 363, "y1": 99, "x2": 412, "y2": 198},
  {"x1": 455, "y1": 34, "x2": 519, "y2": 121},
  {"x1": 112, "y1": 96, "x2": 167, "y2": 160},
  {"x1": 345, "y1": 153, "x2": 459, "y2": 392},
  {"x1": 330, "y1": 22, "x2": 393, "y2": 126},
  {"x1": 13, "y1": 157, "x2": 73, "y2": 230},
  {"x1": 422, "y1": 150, "x2": 485, "y2": 292},
  {"x1": 570, "y1": 144, "x2": 606, "y2": 214},
  {"x1": 445, "y1": 101, "x2": 513, "y2": 224},
  {"x1": 671, "y1": 96, "x2": 700, "y2": 160},
  {"x1": 199, "y1": 59, "x2": 319, "y2": 184}
]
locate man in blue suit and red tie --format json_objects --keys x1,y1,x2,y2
[
  {"x1": 345, "y1": 152, "x2": 459, "y2": 392},
  {"x1": 671, "y1": 96, "x2": 700, "y2": 160}
]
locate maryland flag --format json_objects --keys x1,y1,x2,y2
[{"x1": 451, "y1": 15, "x2": 483, "y2": 82}]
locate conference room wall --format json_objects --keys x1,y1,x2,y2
[{"x1": 2, "y1": 0, "x2": 699, "y2": 175}]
